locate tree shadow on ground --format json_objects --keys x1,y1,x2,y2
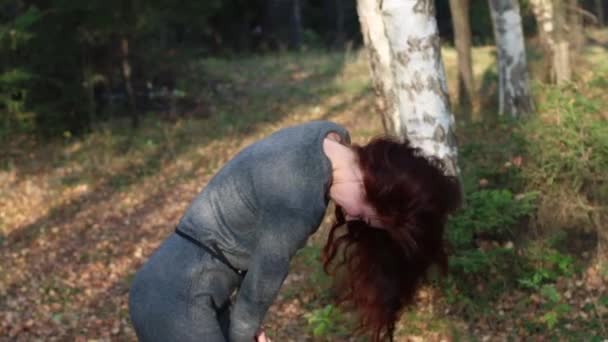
[{"x1": 0, "y1": 50, "x2": 357, "y2": 339}]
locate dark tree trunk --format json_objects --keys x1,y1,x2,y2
[
  {"x1": 230, "y1": 0, "x2": 252, "y2": 52},
  {"x1": 569, "y1": 0, "x2": 585, "y2": 53},
  {"x1": 335, "y1": 0, "x2": 345, "y2": 47},
  {"x1": 264, "y1": 0, "x2": 281, "y2": 48},
  {"x1": 448, "y1": 0, "x2": 476, "y2": 119},
  {"x1": 324, "y1": 0, "x2": 347, "y2": 47},
  {"x1": 554, "y1": 0, "x2": 572, "y2": 83},
  {"x1": 288, "y1": 0, "x2": 302, "y2": 49},
  {"x1": 595, "y1": 0, "x2": 605, "y2": 26},
  {"x1": 80, "y1": 48, "x2": 96, "y2": 130},
  {"x1": 264, "y1": 0, "x2": 301, "y2": 50},
  {"x1": 119, "y1": 0, "x2": 138, "y2": 128},
  {"x1": 596, "y1": 211, "x2": 608, "y2": 268},
  {"x1": 120, "y1": 36, "x2": 138, "y2": 128}
]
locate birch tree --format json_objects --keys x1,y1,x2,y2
[
  {"x1": 529, "y1": 0, "x2": 572, "y2": 84},
  {"x1": 355, "y1": 0, "x2": 399, "y2": 133},
  {"x1": 380, "y1": 0, "x2": 459, "y2": 177},
  {"x1": 448, "y1": 0, "x2": 476, "y2": 117},
  {"x1": 488, "y1": 0, "x2": 535, "y2": 117}
]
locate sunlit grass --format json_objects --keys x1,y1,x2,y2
[{"x1": 1, "y1": 30, "x2": 607, "y2": 340}]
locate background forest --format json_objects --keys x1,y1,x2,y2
[{"x1": 1, "y1": 0, "x2": 607, "y2": 340}]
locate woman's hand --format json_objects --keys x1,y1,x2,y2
[{"x1": 255, "y1": 330, "x2": 272, "y2": 342}]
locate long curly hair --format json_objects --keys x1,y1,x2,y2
[{"x1": 322, "y1": 137, "x2": 462, "y2": 341}]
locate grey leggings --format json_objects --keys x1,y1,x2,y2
[{"x1": 129, "y1": 233, "x2": 242, "y2": 341}]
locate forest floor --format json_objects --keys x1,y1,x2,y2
[{"x1": 1, "y1": 30, "x2": 608, "y2": 341}]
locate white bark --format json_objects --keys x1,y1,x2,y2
[
  {"x1": 530, "y1": 0, "x2": 555, "y2": 44},
  {"x1": 553, "y1": 41, "x2": 571, "y2": 83},
  {"x1": 380, "y1": 0, "x2": 459, "y2": 177},
  {"x1": 488, "y1": 0, "x2": 535, "y2": 117},
  {"x1": 356, "y1": 0, "x2": 400, "y2": 134},
  {"x1": 530, "y1": 0, "x2": 572, "y2": 84}
]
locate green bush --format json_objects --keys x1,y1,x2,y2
[
  {"x1": 521, "y1": 79, "x2": 608, "y2": 231},
  {"x1": 447, "y1": 189, "x2": 537, "y2": 250},
  {"x1": 440, "y1": 68, "x2": 608, "y2": 333},
  {"x1": 444, "y1": 188, "x2": 537, "y2": 303},
  {"x1": 305, "y1": 304, "x2": 347, "y2": 338}
]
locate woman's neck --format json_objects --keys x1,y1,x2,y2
[{"x1": 323, "y1": 138, "x2": 363, "y2": 186}]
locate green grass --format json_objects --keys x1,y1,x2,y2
[{"x1": 2, "y1": 32, "x2": 608, "y2": 341}]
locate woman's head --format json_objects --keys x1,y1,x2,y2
[{"x1": 322, "y1": 137, "x2": 462, "y2": 341}]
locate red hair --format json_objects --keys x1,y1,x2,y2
[{"x1": 322, "y1": 137, "x2": 462, "y2": 341}]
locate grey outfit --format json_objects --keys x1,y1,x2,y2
[{"x1": 129, "y1": 121, "x2": 350, "y2": 342}]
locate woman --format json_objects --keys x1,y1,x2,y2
[{"x1": 129, "y1": 120, "x2": 461, "y2": 342}]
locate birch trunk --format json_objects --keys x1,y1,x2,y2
[
  {"x1": 530, "y1": 0, "x2": 554, "y2": 82},
  {"x1": 488, "y1": 0, "x2": 535, "y2": 118},
  {"x1": 530, "y1": 0, "x2": 572, "y2": 84},
  {"x1": 381, "y1": 0, "x2": 459, "y2": 177},
  {"x1": 356, "y1": 0, "x2": 399, "y2": 134},
  {"x1": 448, "y1": 0, "x2": 476, "y2": 117}
]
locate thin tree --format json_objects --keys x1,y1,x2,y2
[
  {"x1": 595, "y1": 0, "x2": 604, "y2": 27},
  {"x1": 448, "y1": 0, "x2": 477, "y2": 119},
  {"x1": 355, "y1": 0, "x2": 399, "y2": 134},
  {"x1": 120, "y1": 0, "x2": 138, "y2": 128},
  {"x1": 569, "y1": 0, "x2": 585, "y2": 53},
  {"x1": 380, "y1": 0, "x2": 460, "y2": 177},
  {"x1": 289, "y1": 0, "x2": 302, "y2": 49},
  {"x1": 529, "y1": 0, "x2": 572, "y2": 84},
  {"x1": 335, "y1": 0, "x2": 345, "y2": 47},
  {"x1": 488, "y1": 0, "x2": 535, "y2": 117}
]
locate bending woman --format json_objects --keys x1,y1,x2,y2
[{"x1": 129, "y1": 120, "x2": 461, "y2": 341}]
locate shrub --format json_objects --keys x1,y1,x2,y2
[{"x1": 520, "y1": 76, "x2": 608, "y2": 260}]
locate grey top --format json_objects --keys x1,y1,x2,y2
[{"x1": 176, "y1": 120, "x2": 350, "y2": 341}]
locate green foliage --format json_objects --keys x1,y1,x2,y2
[
  {"x1": 469, "y1": 0, "x2": 495, "y2": 45},
  {"x1": 538, "y1": 284, "x2": 571, "y2": 329},
  {"x1": 524, "y1": 85, "x2": 608, "y2": 190},
  {"x1": 0, "y1": 0, "x2": 244, "y2": 137},
  {"x1": 447, "y1": 189, "x2": 537, "y2": 249},
  {"x1": 305, "y1": 304, "x2": 346, "y2": 338},
  {"x1": 443, "y1": 188, "x2": 537, "y2": 308},
  {"x1": 516, "y1": 72, "x2": 608, "y2": 263},
  {"x1": 540, "y1": 284, "x2": 561, "y2": 303},
  {"x1": 297, "y1": 245, "x2": 331, "y2": 291},
  {"x1": 442, "y1": 116, "x2": 541, "y2": 307},
  {"x1": 457, "y1": 118, "x2": 528, "y2": 191},
  {"x1": 518, "y1": 242, "x2": 574, "y2": 290},
  {"x1": 600, "y1": 295, "x2": 608, "y2": 307}
]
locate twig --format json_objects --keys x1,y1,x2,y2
[
  {"x1": 566, "y1": 4, "x2": 599, "y2": 25},
  {"x1": 162, "y1": 125, "x2": 176, "y2": 160}
]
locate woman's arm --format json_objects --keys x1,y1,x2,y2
[{"x1": 229, "y1": 213, "x2": 311, "y2": 342}]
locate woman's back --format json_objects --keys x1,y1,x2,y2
[{"x1": 130, "y1": 120, "x2": 350, "y2": 342}]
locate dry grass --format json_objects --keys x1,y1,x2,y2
[
  {"x1": 0, "y1": 49, "x2": 384, "y2": 341},
  {"x1": 1, "y1": 31, "x2": 606, "y2": 340}
]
